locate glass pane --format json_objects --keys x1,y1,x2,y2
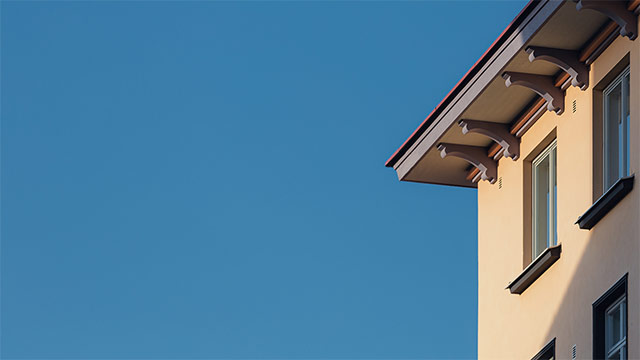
[
  {"x1": 606, "y1": 303, "x2": 622, "y2": 350},
  {"x1": 621, "y1": 300, "x2": 626, "y2": 337},
  {"x1": 551, "y1": 147, "x2": 557, "y2": 246},
  {"x1": 626, "y1": 111, "x2": 630, "y2": 176},
  {"x1": 604, "y1": 80, "x2": 622, "y2": 189},
  {"x1": 622, "y1": 73, "x2": 630, "y2": 178},
  {"x1": 533, "y1": 154, "x2": 550, "y2": 259}
]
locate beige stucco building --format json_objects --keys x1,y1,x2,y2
[{"x1": 386, "y1": 1, "x2": 639, "y2": 359}]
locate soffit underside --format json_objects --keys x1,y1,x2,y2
[{"x1": 401, "y1": 1, "x2": 613, "y2": 188}]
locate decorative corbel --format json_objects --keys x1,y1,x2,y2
[
  {"x1": 576, "y1": 0, "x2": 637, "y2": 40},
  {"x1": 437, "y1": 143, "x2": 497, "y2": 184},
  {"x1": 502, "y1": 72, "x2": 565, "y2": 115},
  {"x1": 458, "y1": 120, "x2": 520, "y2": 160},
  {"x1": 525, "y1": 46, "x2": 589, "y2": 90}
]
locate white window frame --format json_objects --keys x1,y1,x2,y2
[
  {"x1": 532, "y1": 140, "x2": 557, "y2": 261},
  {"x1": 603, "y1": 66, "x2": 631, "y2": 191},
  {"x1": 605, "y1": 294, "x2": 627, "y2": 360}
]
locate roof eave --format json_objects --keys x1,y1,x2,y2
[{"x1": 385, "y1": 0, "x2": 545, "y2": 170}]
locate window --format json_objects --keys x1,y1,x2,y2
[
  {"x1": 510, "y1": 134, "x2": 562, "y2": 294},
  {"x1": 594, "y1": 275, "x2": 628, "y2": 360},
  {"x1": 532, "y1": 140, "x2": 557, "y2": 260},
  {"x1": 576, "y1": 63, "x2": 635, "y2": 230},
  {"x1": 605, "y1": 295, "x2": 627, "y2": 359},
  {"x1": 577, "y1": 63, "x2": 633, "y2": 230},
  {"x1": 603, "y1": 66, "x2": 630, "y2": 191}
]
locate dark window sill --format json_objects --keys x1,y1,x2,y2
[
  {"x1": 507, "y1": 245, "x2": 561, "y2": 295},
  {"x1": 576, "y1": 175, "x2": 635, "y2": 230}
]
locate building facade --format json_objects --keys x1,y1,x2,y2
[{"x1": 386, "y1": 1, "x2": 639, "y2": 359}]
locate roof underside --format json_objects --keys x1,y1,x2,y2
[{"x1": 386, "y1": 0, "x2": 624, "y2": 188}]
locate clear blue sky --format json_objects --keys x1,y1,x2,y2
[{"x1": 1, "y1": 1, "x2": 526, "y2": 358}]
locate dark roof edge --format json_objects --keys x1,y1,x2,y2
[{"x1": 385, "y1": 0, "x2": 540, "y2": 168}]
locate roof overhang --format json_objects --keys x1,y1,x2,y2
[{"x1": 386, "y1": 0, "x2": 639, "y2": 188}]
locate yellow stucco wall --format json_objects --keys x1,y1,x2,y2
[{"x1": 477, "y1": 35, "x2": 640, "y2": 360}]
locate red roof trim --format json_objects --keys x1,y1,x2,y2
[{"x1": 385, "y1": 0, "x2": 538, "y2": 168}]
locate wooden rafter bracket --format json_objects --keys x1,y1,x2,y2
[
  {"x1": 437, "y1": 143, "x2": 497, "y2": 184},
  {"x1": 458, "y1": 119, "x2": 520, "y2": 160},
  {"x1": 575, "y1": 0, "x2": 637, "y2": 40},
  {"x1": 502, "y1": 72, "x2": 565, "y2": 115},
  {"x1": 466, "y1": 14, "x2": 632, "y2": 182},
  {"x1": 465, "y1": 97, "x2": 547, "y2": 182},
  {"x1": 526, "y1": 46, "x2": 589, "y2": 90}
]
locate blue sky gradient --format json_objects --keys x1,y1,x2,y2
[{"x1": 2, "y1": 1, "x2": 525, "y2": 358}]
